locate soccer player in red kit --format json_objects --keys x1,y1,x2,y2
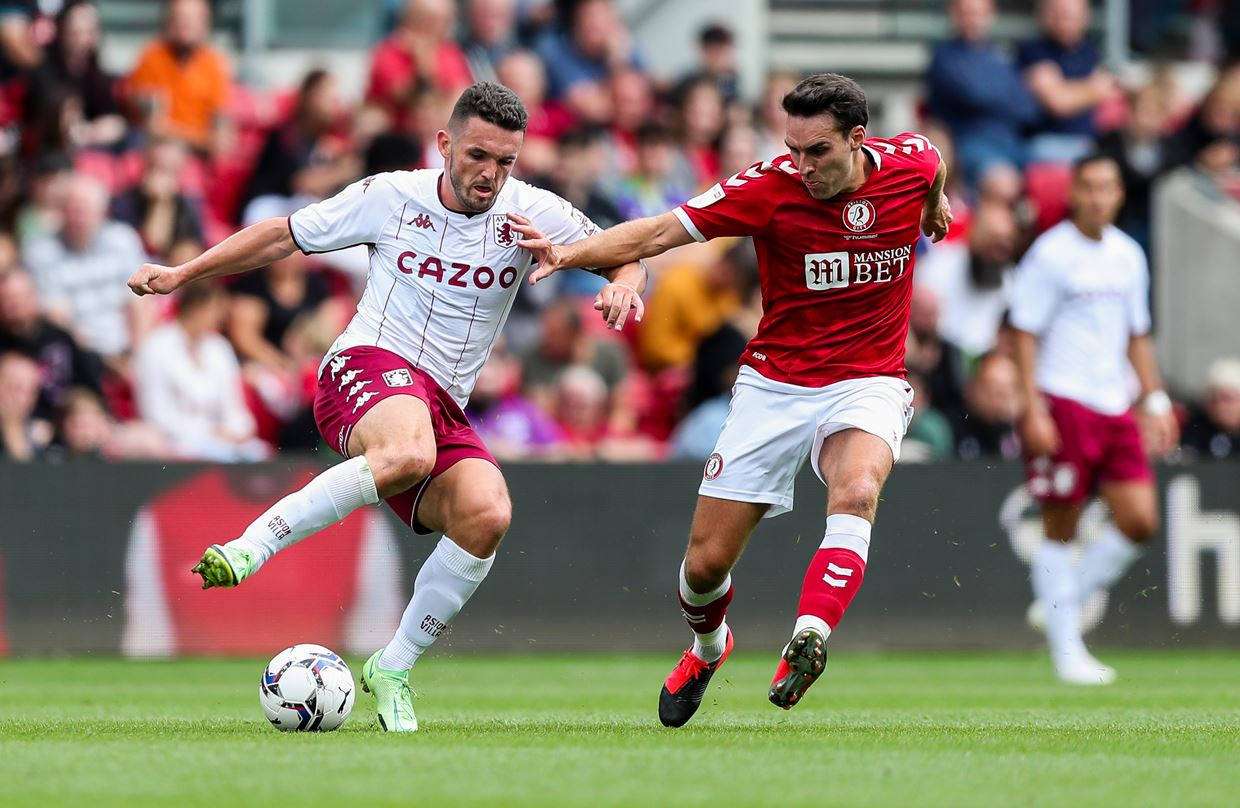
[{"x1": 511, "y1": 73, "x2": 951, "y2": 726}]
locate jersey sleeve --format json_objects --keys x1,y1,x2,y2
[
  {"x1": 288, "y1": 174, "x2": 405, "y2": 254},
  {"x1": 1008, "y1": 238, "x2": 1063, "y2": 335},
  {"x1": 672, "y1": 160, "x2": 783, "y2": 242},
  {"x1": 876, "y1": 133, "x2": 942, "y2": 187},
  {"x1": 1127, "y1": 245, "x2": 1152, "y2": 336},
  {"x1": 525, "y1": 187, "x2": 600, "y2": 246}
]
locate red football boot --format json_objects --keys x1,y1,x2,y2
[
  {"x1": 658, "y1": 629, "x2": 734, "y2": 728},
  {"x1": 768, "y1": 627, "x2": 827, "y2": 710}
]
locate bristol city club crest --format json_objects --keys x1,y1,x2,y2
[
  {"x1": 842, "y1": 199, "x2": 876, "y2": 233},
  {"x1": 704, "y1": 453, "x2": 724, "y2": 481},
  {"x1": 492, "y1": 216, "x2": 517, "y2": 248}
]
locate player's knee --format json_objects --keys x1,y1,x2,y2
[
  {"x1": 454, "y1": 496, "x2": 511, "y2": 556},
  {"x1": 830, "y1": 476, "x2": 882, "y2": 520},
  {"x1": 683, "y1": 551, "x2": 731, "y2": 592},
  {"x1": 1117, "y1": 510, "x2": 1159, "y2": 544},
  {"x1": 367, "y1": 444, "x2": 434, "y2": 493}
]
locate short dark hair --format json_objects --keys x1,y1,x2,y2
[
  {"x1": 781, "y1": 73, "x2": 869, "y2": 132},
  {"x1": 449, "y1": 82, "x2": 528, "y2": 132},
  {"x1": 699, "y1": 23, "x2": 733, "y2": 47},
  {"x1": 1072, "y1": 152, "x2": 1120, "y2": 178},
  {"x1": 177, "y1": 279, "x2": 225, "y2": 315},
  {"x1": 635, "y1": 121, "x2": 675, "y2": 146}
]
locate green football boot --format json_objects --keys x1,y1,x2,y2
[
  {"x1": 360, "y1": 650, "x2": 419, "y2": 732},
  {"x1": 190, "y1": 543, "x2": 257, "y2": 589}
]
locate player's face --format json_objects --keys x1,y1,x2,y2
[
  {"x1": 439, "y1": 116, "x2": 524, "y2": 213},
  {"x1": 784, "y1": 114, "x2": 865, "y2": 200},
  {"x1": 1070, "y1": 159, "x2": 1124, "y2": 232}
]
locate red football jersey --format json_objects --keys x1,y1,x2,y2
[{"x1": 673, "y1": 133, "x2": 941, "y2": 387}]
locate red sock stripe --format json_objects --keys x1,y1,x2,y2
[
  {"x1": 679, "y1": 583, "x2": 733, "y2": 634},
  {"x1": 796, "y1": 547, "x2": 866, "y2": 630}
]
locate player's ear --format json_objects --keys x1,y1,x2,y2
[
  {"x1": 436, "y1": 130, "x2": 451, "y2": 160},
  {"x1": 848, "y1": 125, "x2": 866, "y2": 149}
]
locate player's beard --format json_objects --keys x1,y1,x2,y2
[{"x1": 447, "y1": 154, "x2": 498, "y2": 214}]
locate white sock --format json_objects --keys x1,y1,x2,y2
[
  {"x1": 1031, "y1": 539, "x2": 1086, "y2": 662},
  {"x1": 1076, "y1": 525, "x2": 1141, "y2": 603},
  {"x1": 378, "y1": 536, "x2": 494, "y2": 672},
  {"x1": 226, "y1": 456, "x2": 378, "y2": 568},
  {"x1": 679, "y1": 560, "x2": 732, "y2": 662},
  {"x1": 793, "y1": 614, "x2": 832, "y2": 641}
]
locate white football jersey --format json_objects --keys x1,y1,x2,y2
[
  {"x1": 290, "y1": 170, "x2": 599, "y2": 407},
  {"x1": 1009, "y1": 221, "x2": 1150, "y2": 415}
]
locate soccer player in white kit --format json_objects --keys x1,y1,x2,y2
[
  {"x1": 1010, "y1": 154, "x2": 1178, "y2": 685},
  {"x1": 127, "y1": 83, "x2": 647, "y2": 731}
]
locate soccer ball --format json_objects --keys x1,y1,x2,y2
[{"x1": 259, "y1": 644, "x2": 355, "y2": 732}]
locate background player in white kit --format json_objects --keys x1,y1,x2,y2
[
  {"x1": 126, "y1": 83, "x2": 646, "y2": 732},
  {"x1": 1010, "y1": 154, "x2": 1178, "y2": 685}
]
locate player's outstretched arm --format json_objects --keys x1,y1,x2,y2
[
  {"x1": 920, "y1": 159, "x2": 952, "y2": 243},
  {"x1": 127, "y1": 218, "x2": 299, "y2": 296},
  {"x1": 508, "y1": 211, "x2": 693, "y2": 285}
]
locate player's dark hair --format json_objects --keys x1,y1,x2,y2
[
  {"x1": 699, "y1": 22, "x2": 734, "y2": 47},
  {"x1": 781, "y1": 73, "x2": 869, "y2": 133},
  {"x1": 449, "y1": 82, "x2": 528, "y2": 132},
  {"x1": 1072, "y1": 152, "x2": 1120, "y2": 178}
]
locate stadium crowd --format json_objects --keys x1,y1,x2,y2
[{"x1": 0, "y1": 0, "x2": 1238, "y2": 464}]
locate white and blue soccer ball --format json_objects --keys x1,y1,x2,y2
[{"x1": 259, "y1": 644, "x2": 355, "y2": 732}]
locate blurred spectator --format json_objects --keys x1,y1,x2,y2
[
  {"x1": 461, "y1": 0, "x2": 519, "y2": 84},
  {"x1": 1016, "y1": 0, "x2": 1116, "y2": 163},
  {"x1": 0, "y1": 1, "x2": 39, "y2": 95},
  {"x1": 241, "y1": 69, "x2": 360, "y2": 225},
  {"x1": 366, "y1": 0, "x2": 471, "y2": 133},
  {"x1": 466, "y1": 342, "x2": 564, "y2": 459},
  {"x1": 926, "y1": 0, "x2": 1039, "y2": 185},
  {"x1": 915, "y1": 202, "x2": 1018, "y2": 357},
  {"x1": 110, "y1": 136, "x2": 204, "y2": 260},
  {"x1": 904, "y1": 283, "x2": 968, "y2": 419},
  {"x1": 521, "y1": 297, "x2": 629, "y2": 422},
  {"x1": 227, "y1": 252, "x2": 331, "y2": 373},
  {"x1": 1167, "y1": 63, "x2": 1240, "y2": 169},
  {"x1": 670, "y1": 261, "x2": 761, "y2": 460},
  {"x1": 678, "y1": 77, "x2": 726, "y2": 186},
  {"x1": 134, "y1": 280, "x2": 266, "y2": 462},
  {"x1": 0, "y1": 268, "x2": 103, "y2": 421},
  {"x1": 14, "y1": 151, "x2": 70, "y2": 244},
  {"x1": 900, "y1": 371, "x2": 955, "y2": 463},
  {"x1": 535, "y1": 0, "x2": 640, "y2": 123},
  {"x1": 407, "y1": 84, "x2": 457, "y2": 169},
  {"x1": 26, "y1": 1, "x2": 125, "y2": 153},
  {"x1": 612, "y1": 122, "x2": 692, "y2": 220},
  {"x1": 53, "y1": 386, "x2": 171, "y2": 460},
  {"x1": 550, "y1": 363, "x2": 658, "y2": 461},
  {"x1": 952, "y1": 351, "x2": 1022, "y2": 460},
  {"x1": 1096, "y1": 83, "x2": 1171, "y2": 251},
  {"x1": 127, "y1": 0, "x2": 233, "y2": 154},
  {"x1": 638, "y1": 241, "x2": 745, "y2": 373},
  {"x1": 676, "y1": 23, "x2": 740, "y2": 107},
  {"x1": 1181, "y1": 357, "x2": 1240, "y2": 459},
  {"x1": 601, "y1": 67, "x2": 655, "y2": 181},
  {"x1": 21, "y1": 173, "x2": 150, "y2": 360},
  {"x1": 755, "y1": 72, "x2": 798, "y2": 160},
  {"x1": 496, "y1": 49, "x2": 569, "y2": 178},
  {"x1": 0, "y1": 350, "x2": 50, "y2": 460},
  {"x1": 717, "y1": 122, "x2": 760, "y2": 178}
]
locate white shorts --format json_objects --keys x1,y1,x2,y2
[{"x1": 698, "y1": 367, "x2": 914, "y2": 518}]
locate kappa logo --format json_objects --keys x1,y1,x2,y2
[
  {"x1": 842, "y1": 199, "x2": 876, "y2": 233},
  {"x1": 345, "y1": 379, "x2": 373, "y2": 400},
  {"x1": 337, "y1": 368, "x2": 362, "y2": 392},
  {"x1": 352, "y1": 391, "x2": 377, "y2": 413},
  {"x1": 407, "y1": 212, "x2": 435, "y2": 230},
  {"x1": 704, "y1": 452, "x2": 724, "y2": 481},
  {"x1": 328, "y1": 354, "x2": 351, "y2": 381},
  {"x1": 493, "y1": 216, "x2": 517, "y2": 247},
  {"x1": 382, "y1": 368, "x2": 414, "y2": 388}
]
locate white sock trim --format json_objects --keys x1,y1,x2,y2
[
  {"x1": 822, "y1": 513, "x2": 872, "y2": 563},
  {"x1": 793, "y1": 614, "x2": 832, "y2": 641},
  {"x1": 691, "y1": 622, "x2": 729, "y2": 662},
  {"x1": 434, "y1": 536, "x2": 494, "y2": 582},
  {"x1": 678, "y1": 559, "x2": 731, "y2": 606}
]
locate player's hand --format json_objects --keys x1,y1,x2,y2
[
  {"x1": 921, "y1": 194, "x2": 952, "y2": 243},
  {"x1": 128, "y1": 263, "x2": 185, "y2": 296},
  {"x1": 1019, "y1": 403, "x2": 1061, "y2": 457},
  {"x1": 594, "y1": 282, "x2": 644, "y2": 331},
  {"x1": 1138, "y1": 410, "x2": 1179, "y2": 458},
  {"x1": 507, "y1": 212, "x2": 566, "y2": 285}
]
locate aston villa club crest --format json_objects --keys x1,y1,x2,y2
[
  {"x1": 493, "y1": 216, "x2": 517, "y2": 247},
  {"x1": 843, "y1": 199, "x2": 876, "y2": 233}
]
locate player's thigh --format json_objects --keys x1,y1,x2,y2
[
  {"x1": 1099, "y1": 479, "x2": 1159, "y2": 543},
  {"x1": 1041, "y1": 501, "x2": 1086, "y2": 542},
  {"x1": 416, "y1": 458, "x2": 511, "y2": 557},
  {"x1": 683, "y1": 495, "x2": 768, "y2": 590},
  {"x1": 349, "y1": 394, "x2": 438, "y2": 496},
  {"x1": 816, "y1": 428, "x2": 895, "y2": 521}
]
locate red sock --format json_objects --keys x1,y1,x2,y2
[
  {"x1": 679, "y1": 582, "x2": 733, "y2": 633},
  {"x1": 796, "y1": 547, "x2": 866, "y2": 629}
]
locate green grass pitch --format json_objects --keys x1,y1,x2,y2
[{"x1": 1, "y1": 650, "x2": 1237, "y2": 807}]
